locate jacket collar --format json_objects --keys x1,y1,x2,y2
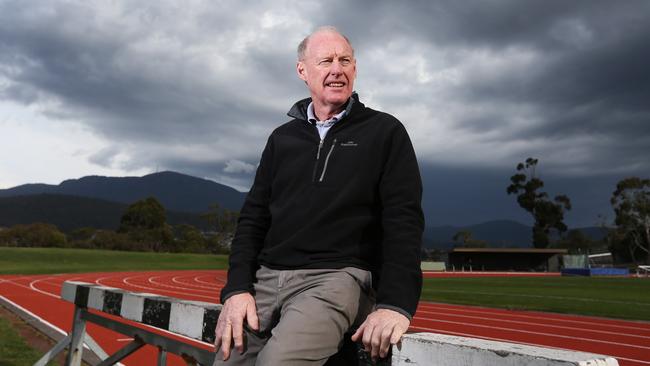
[{"x1": 287, "y1": 92, "x2": 360, "y2": 121}]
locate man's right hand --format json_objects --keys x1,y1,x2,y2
[{"x1": 214, "y1": 293, "x2": 259, "y2": 361}]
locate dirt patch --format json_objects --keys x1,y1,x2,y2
[{"x1": 0, "y1": 303, "x2": 67, "y2": 365}]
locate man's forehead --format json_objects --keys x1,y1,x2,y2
[{"x1": 306, "y1": 32, "x2": 353, "y2": 58}]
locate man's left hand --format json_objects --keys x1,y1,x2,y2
[{"x1": 351, "y1": 308, "x2": 410, "y2": 360}]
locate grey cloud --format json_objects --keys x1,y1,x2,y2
[
  {"x1": 88, "y1": 146, "x2": 121, "y2": 168},
  {"x1": 223, "y1": 160, "x2": 256, "y2": 174},
  {"x1": 0, "y1": 0, "x2": 648, "y2": 207}
]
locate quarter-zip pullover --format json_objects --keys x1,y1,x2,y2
[{"x1": 221, "y1": 93, "x2": 424, "y2": 318}]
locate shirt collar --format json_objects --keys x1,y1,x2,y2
[{"x1": 306, "y1": 102, "x2": 348, "y2": 126}]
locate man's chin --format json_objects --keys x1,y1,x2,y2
[{"x1": 323, "y1": 93, "x2": 352, "y2": 105}]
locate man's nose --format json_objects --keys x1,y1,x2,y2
[{"x1": 330, "y1": 60, "x2": 343, "y2": 75}]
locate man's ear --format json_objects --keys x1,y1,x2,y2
[{"x1": 296, "y1": 61, "x2": 307, "y2": 82}]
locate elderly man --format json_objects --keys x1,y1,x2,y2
[{"x1": 214, "y1": 26, "x2": 423, "y2": 365}]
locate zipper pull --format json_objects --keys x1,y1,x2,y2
[
  {"x1": 319, "y1": 138, "x2": 337, "y2": 182},
  {"x1": 316, "y1": 139, "x2": 324, "y2": 160}
]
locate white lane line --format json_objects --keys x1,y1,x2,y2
[
  {"x1": 121, "y1": 275, "x2": 217, "y2": 300},
  {"x1": 0, "y1": 276, "x2": 34, "y2": 284},
  {"x1": 0, "y1": 294, "x2": 67, "y2": 335},
  {"x1": 147, "y1": 276, "x2": 217, "y2": 295},
  {"x1": 27, "y1": 278, "x2": 60, "y2": 299},
  {"x1": 29, "y1": 276, "x2": 87, "y2": 299},
  {"x1": 1, "y1": 275, "x2": 84, "y2": 299},
  {"x1": 0, "y1": 275, "x2": 55, "y2": 285},
  {"x1": 195, "y1": 274, "x2": 227, "y2": 285},
  {"x1": 412, "y1": 317, "x2": 650, "y2": 350},
  {"x1": 415, "y1": 309, "x2": 650, "y2": 340},
  {"x1": 409, "y1": 326, "x2": 650, "y2": 365},
  {"x1": 95, "y1": 275, "x2": 126, "y2": 288},
  {"x1": 417, "y1": 303, "x2": 650, "y2": 332},
  {"x1": 95, "y1": 273, "x2": 141, "y2": 289},
  {"x1": 172, "y1": 275, "x2": 219, "y2": 290}
]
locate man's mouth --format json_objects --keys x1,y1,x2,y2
[{"x1": 325, "y1": 82, "x2": 345, "y2": 88}]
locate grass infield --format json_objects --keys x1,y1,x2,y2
[
  {"x1": 0, "y1": 313, "x2": 56, "y2": 366},
  {"x1": 0, "y1": 247, "x2": 228, "y2": 274},
  {"x1": 421, "y1": 276, "x2": 650, "y2": 321}
]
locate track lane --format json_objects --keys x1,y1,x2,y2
[{"x1": 2, "y1": 270, "x2": 648, "y2": 366}]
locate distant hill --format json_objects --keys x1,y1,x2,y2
[
  {"x1": 424, "y1": 220, "x2": 532, "y2": 249},
  {"x1": 0, "y1": 171, "x2": 246, "y2": 213},
  {"x1": 1, "y1": 172, "x2": 609, "y2": 245},
  {"x1": 0, "y1": 194, "x2": 208, "y2": 232},
  {"x1": 423, "y1": 219, "x2": 606, "y2": 249}
]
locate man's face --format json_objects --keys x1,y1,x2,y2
[{"x1": 297, "y1": 32, "x2": 356, "y2": 110}]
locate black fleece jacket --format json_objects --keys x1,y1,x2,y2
[{"x1": 220, "y1": 94, "x2": 424, "y2": 317}]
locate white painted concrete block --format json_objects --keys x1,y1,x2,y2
[
  {"x1": 169, "y1": 301, "x2": 205, "y2": 340},
  {"x1": 87, "y1": 286, "x2": 105, "y2": 311},
  {"x1": 60, "y1": 281, "x2": 82, "y2": 303},
  {"x1": 120, "y1": 292, "x2": 147, "y2": 322},
  {"x1": 391, "y1": 333, "x2": 619, "y2": 366}
]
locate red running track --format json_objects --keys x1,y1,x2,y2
[{"x1": 1, "y1": 271, "x2": 648, "y2": 366}]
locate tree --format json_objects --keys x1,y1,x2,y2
[
  {"x1": 119, "y1": 197, "x2": 167, "y2": 232},
  {"x1": 610, "y1": 177, "x2": 650, "y2": 264},
  {"x1": 552, "y1": 229, "x2": 600, "y2": 254},
  {"x1": 0, "y1": 223, "x2": 67, "y2": 248},
  {"x1": 118, "y1": 197, "x2": 172, "y2": 251},
  {"x1": 452, "y1": 230, "x2": 487, "y2": 248},
  {"x1": 172, "y1": 224, "x2": 207, "y2": 253},
  {"x1": 507, "y1": 158, "x2": 572, "y2": 248},
  {"x1": 201, "y1": 203, "x2": 239, "y2": 252}
]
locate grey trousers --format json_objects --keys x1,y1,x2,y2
[{"x1": 214, "y1": 266, "x2": 374, "y2": 366}]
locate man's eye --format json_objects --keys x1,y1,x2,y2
[
  {"x1": 340, "y1": 59, "x2": 351, "y2": 66},
  {"x1": 319, "y1": 60, "x2": 332, "y2": 65}
]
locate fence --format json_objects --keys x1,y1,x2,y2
[{"x1": 35, "y1": 281, "x2": 619, "y2": 365}]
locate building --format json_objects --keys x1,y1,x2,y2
[{"x1": 448, "y1": 248, "x2": 568, "y2": 272}]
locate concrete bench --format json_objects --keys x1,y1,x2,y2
[{"x1": 36, "y1": 281, "x2": 619, "y2": 365}]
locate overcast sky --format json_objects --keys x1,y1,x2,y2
[{"x1": 1, "y1": 1, "x2": 648, "y2": 227}]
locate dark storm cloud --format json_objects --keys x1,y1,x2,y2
[
  {"x1": 0, "y1": 0, "x2": 648, "y2": 224},
  {"x1": 336, "y1": 0, "x2": 650, "y2": 176}
]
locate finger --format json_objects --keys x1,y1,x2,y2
[
  {"x1": 246, "y1": 304, "x2": 259, "y2": 331},
  {"x1": 379, "y1": 324, "x2": 395, "y2": 358},
  {"x1": 221, "y1": 323, "x2": 232, "y2": 361},
  {"x1": 214, "y1": 323, "x2": 221, "y2": 350},
  {"x1": 232, "y1": 318, "x2": 245, "y2": 354},
  {"x1": 370, "y1": 324, "x2": 383, "y2": 360},
  {"x1": 390, "y1": 326, "x2": 404, "y2": 345},
  {"x1": 361, "y1": 322, "x2": 374, "y2": 352},
  {"x1": 351, "y1": 323, "x2": 365, "y2": 342}
]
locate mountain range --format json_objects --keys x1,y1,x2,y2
[
  {"x1": 0, "y1": 171, "x2": 604, "y2": 247},
  {"x1": 0, "y1": 171, "x2": 245, "y2": 213}
]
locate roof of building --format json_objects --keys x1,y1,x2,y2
[{"x1": 450, "y1": 248, "x2": 568, "y2": 254}]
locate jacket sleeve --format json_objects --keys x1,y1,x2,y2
[
  {"x1": 375, "y1": 120, "x2": 424, "y2": 319},
  {"x1": 219, "y1": 135, "x2": 274, "y2": 303}
]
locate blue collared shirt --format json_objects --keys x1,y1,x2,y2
[{"x1": 306, "y1": 102, "x2": 347, "y2": 141}]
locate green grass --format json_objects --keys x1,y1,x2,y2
[
  {"x1": 421, "y1": 276, "x2": 650, "y2": 321},
  {"x1": 0, "y1": 314, "x2": 55, "y2": 366},
  {"x1": 0, "y1": 247, "x2": 228, "y2": 274}
]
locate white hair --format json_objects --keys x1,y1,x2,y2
[{"x1": 297, "y1": 26, "x2": 354, "y2": 60}]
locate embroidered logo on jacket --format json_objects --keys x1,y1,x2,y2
[{"x1": 340, "y1": 140, "x2": 358, "y2": 147}]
